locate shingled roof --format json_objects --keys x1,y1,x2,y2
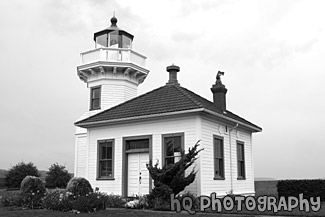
[{"x1": 75, "y1": 84, "x2": 262, "y2": 132}]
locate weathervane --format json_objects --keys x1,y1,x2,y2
[{"x1": 216, "y1": 71, "x2": 225, "y2": 85}]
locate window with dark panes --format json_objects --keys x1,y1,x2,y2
[
  {"x1": 164, "y1": 135, "x2": 182, "y2": 165},
  {"x1": 237, "y1": 142, "x2": 245, "y2": 179},
  {"x1": 98, "y1": 140, "x2": 114, "y2": 179},
  {"x1": 214, "y1": 136, "x2": 224, "y2": 179},
  {"x1": 90, "y1": 86, "x2": 101, "y2": 110},
  {"x1": 126, "y1": 139, "x2": 149, "y2": 151}
]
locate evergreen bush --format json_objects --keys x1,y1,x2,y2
[
  {"x1": 146, "y1": 141, "x2": 203, "y2": 209},
  {"x1": 45, "y1": 163, "x2": 72, "y2": 188},
  {"x1": 5, "y1": 162, "x2": 39, "y2": 189}
]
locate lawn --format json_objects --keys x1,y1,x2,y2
[
  {"x1": 1, "y1": 204, "x2": 325, "y2": 217},
  {"x1": 0, "y1": 207, "x2": 254, "y2": 217}
]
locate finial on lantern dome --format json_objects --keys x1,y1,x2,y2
[{"x1": 110, "y1": 12, "x2": 118, "y2": 27}]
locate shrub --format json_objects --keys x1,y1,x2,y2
[
  {"x1": 105, "y1": 194, "x2": 127, "y2": 208},
  {"x1": 42, "y1": 189, "x2": 72, "y2": 211},
  {"x1": 5, "y1": 162, "x2": 39, "y2": 189},
  {"x1": 42, "y1": 189, "x2": 112, "y2": 213},
  {"x1": 45, "y1": 163, "x2": 72, "y2": 188},
  {"x1": 66, "y1": 177, "x2": 93, "y2": 197},
  {"x1": 277, "y1": 179, "x2": 325, "y2": 202},
  {"x1": 70, "y1": 192, "x2": 105, "y2": 213},
  {"x1": 146, "y1": 141, "x2": 202, "y2": 209},
  {"x1": 0, "y1": 191, "x2": 24, "y2": 207},
  {"x1": 20, "y1": 176, "x2": 46, "y2": 209},
  {"x1": 0, "y1": 178, "x2": 6, "y2": 189},
  {"x1": 125, "y1": 195, "x2": 148, "y2": 209},
  {"x1": 147, "y1": 183, "x2": 173, "y2": 210}
]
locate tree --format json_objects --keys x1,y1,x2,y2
[
  {"x1": 45, "y1": 163, "x2": 72, "y2": 188},
  {"x1": 146, "y1": 141, "x2": 203, "y2": 208},
  {"x1": 5, "y1": 162, "x2": 40, "y2": 189}
]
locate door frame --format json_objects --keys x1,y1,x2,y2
[{"x1": 122, "y1": 135, "x2": 152, "y2": 197}]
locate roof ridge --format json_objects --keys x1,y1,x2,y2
[
  {"x1": 175, "y1": 85, "x2": 204, "y2": 108},
  {"x1": 75, "y1": 85, "x2": 166, "y2": 124}
]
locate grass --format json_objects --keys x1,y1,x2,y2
[
  {"x1": 0, "y1": 207, "x2": 254, "y2": 217},
  {"x1": 1, "y1": 206, "x2": 324, "y2": 217}
]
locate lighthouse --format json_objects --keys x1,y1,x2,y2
[
  {"x1": 74, "y1": 17, "x2": 149, "y2": 178},
  {"x1": 77, "y1": 16, "x2": 149, "y2": 117}
]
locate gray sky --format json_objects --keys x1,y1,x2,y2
[{"x1": 0, "y1": 0, "x2": 324, "y2": 180}]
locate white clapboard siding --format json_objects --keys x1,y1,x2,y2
[
  {"x1": 87, "y1": 79, "x2": 137, "y2": 112},
  {"x1": 232, "y1": 129, "x2": 255, "y2": 195},
  {"x1": 199, "y1": 116, "x2": 254, "y2": 196},
  {"x1": 86, "y1": 115, "x2": 198, "y2": 195},
  {"x1": 75, "y1": 135, "x2": 87, "y2": 178}
]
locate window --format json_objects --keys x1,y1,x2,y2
[
  {"x1": 126, "y1": 139, "x2": 149, "y2": 151},
  {"x1": 214, "y1": 136, "x2": 224, "y2": 179},
  {"x1": 90, "y1": 86, "x2": 101, "y2": 110},
  {"x1": 98, "y1": 140, "x2": 114, "y2": 179},
  {"x1": 162, "y1": 133, "x2": 184, "y2": 165},
  {"x1": 237, "y1": 142, "x2": 245, "y2": 179},
  {"x1": 95, "y1": 33, "x2": 108, "y2": 48}
]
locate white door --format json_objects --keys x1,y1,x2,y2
[{"x1": 127, "y1": 152, "x2": 149, "y2": 196}]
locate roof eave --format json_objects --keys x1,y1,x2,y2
[
  {"x1": 203, "y1": 109, "x2": 262, "y2": 132},
  {"x1": 75, "y1": 108, "x2": 262, "y2": 132},
  {"x1": 75, "y1": 108, "x2": 205, "y2": 128}
]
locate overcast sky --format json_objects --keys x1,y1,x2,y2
[{"x1": 0, "y1": 0, "x2": 324, "y2": 180}]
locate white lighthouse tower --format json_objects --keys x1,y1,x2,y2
[
  {"x1": 74, "y1": 16, "x2": 149, "y2": 177},
  {"x1": 77, "y1": 16, "x2": 149, "y2": 115}
]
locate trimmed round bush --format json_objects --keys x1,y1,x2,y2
[
  {"x1": 66, "y1": 177, "x2": 93, "y2": 197},
  {"x1": 20, "y1": 175, "x2": 46, "y2": 195},
  {"x1": 20, "y1": 176, "x2": 46, "y2": 208}
]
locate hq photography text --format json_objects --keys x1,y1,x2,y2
[{"x1": 170, "y1": 193, "x2": 321, "y2": 214}]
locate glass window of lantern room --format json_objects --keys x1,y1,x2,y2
[
  {"x1": 109, "y1": 30, "x2": 118, "y2": 48},
  {"x1": 121, "y1": 34, "x2": 132, "y2": 49},
  {"x1": 96, "y1": 34, "x2": 108, "y2": 48}
]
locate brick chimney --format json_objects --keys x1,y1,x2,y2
[
  {"x1": 211, "y1": 71, "x2": 227, "y2": 112},
  {"x1": 166, "y1": 64, "x2": 180, "y2": 85}
]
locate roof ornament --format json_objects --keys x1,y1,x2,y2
[
  {"x1": 216, "y1": 71, "x2": 225, "y2": 85},
  {"x1": 110, "y1": 12, "x2": 118, "y2": 27}
]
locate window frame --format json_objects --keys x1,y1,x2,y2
[
  {"x1": 90, "y1": 86, "x2": 101, "y2": 110},
  {"x1": 237, "y1": 141, "x2": 246, "y2": 180},
  {"x1": 213, "y1": 135, "x2": 225, "y2": 180},
  {"x1": 162, "y1": 133, "x2": 184, "y2": 166},
  {"x1": 97, "y1": 139, "x2": 115, "y2": 180}
]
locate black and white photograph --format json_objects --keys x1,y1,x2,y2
[{"x1": 0, "y1": 0, "x2": 324, "y2": 216}]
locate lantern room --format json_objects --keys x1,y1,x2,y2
[{"x1": 93, "y1": 16, "x2": 134, "y2": 49}]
